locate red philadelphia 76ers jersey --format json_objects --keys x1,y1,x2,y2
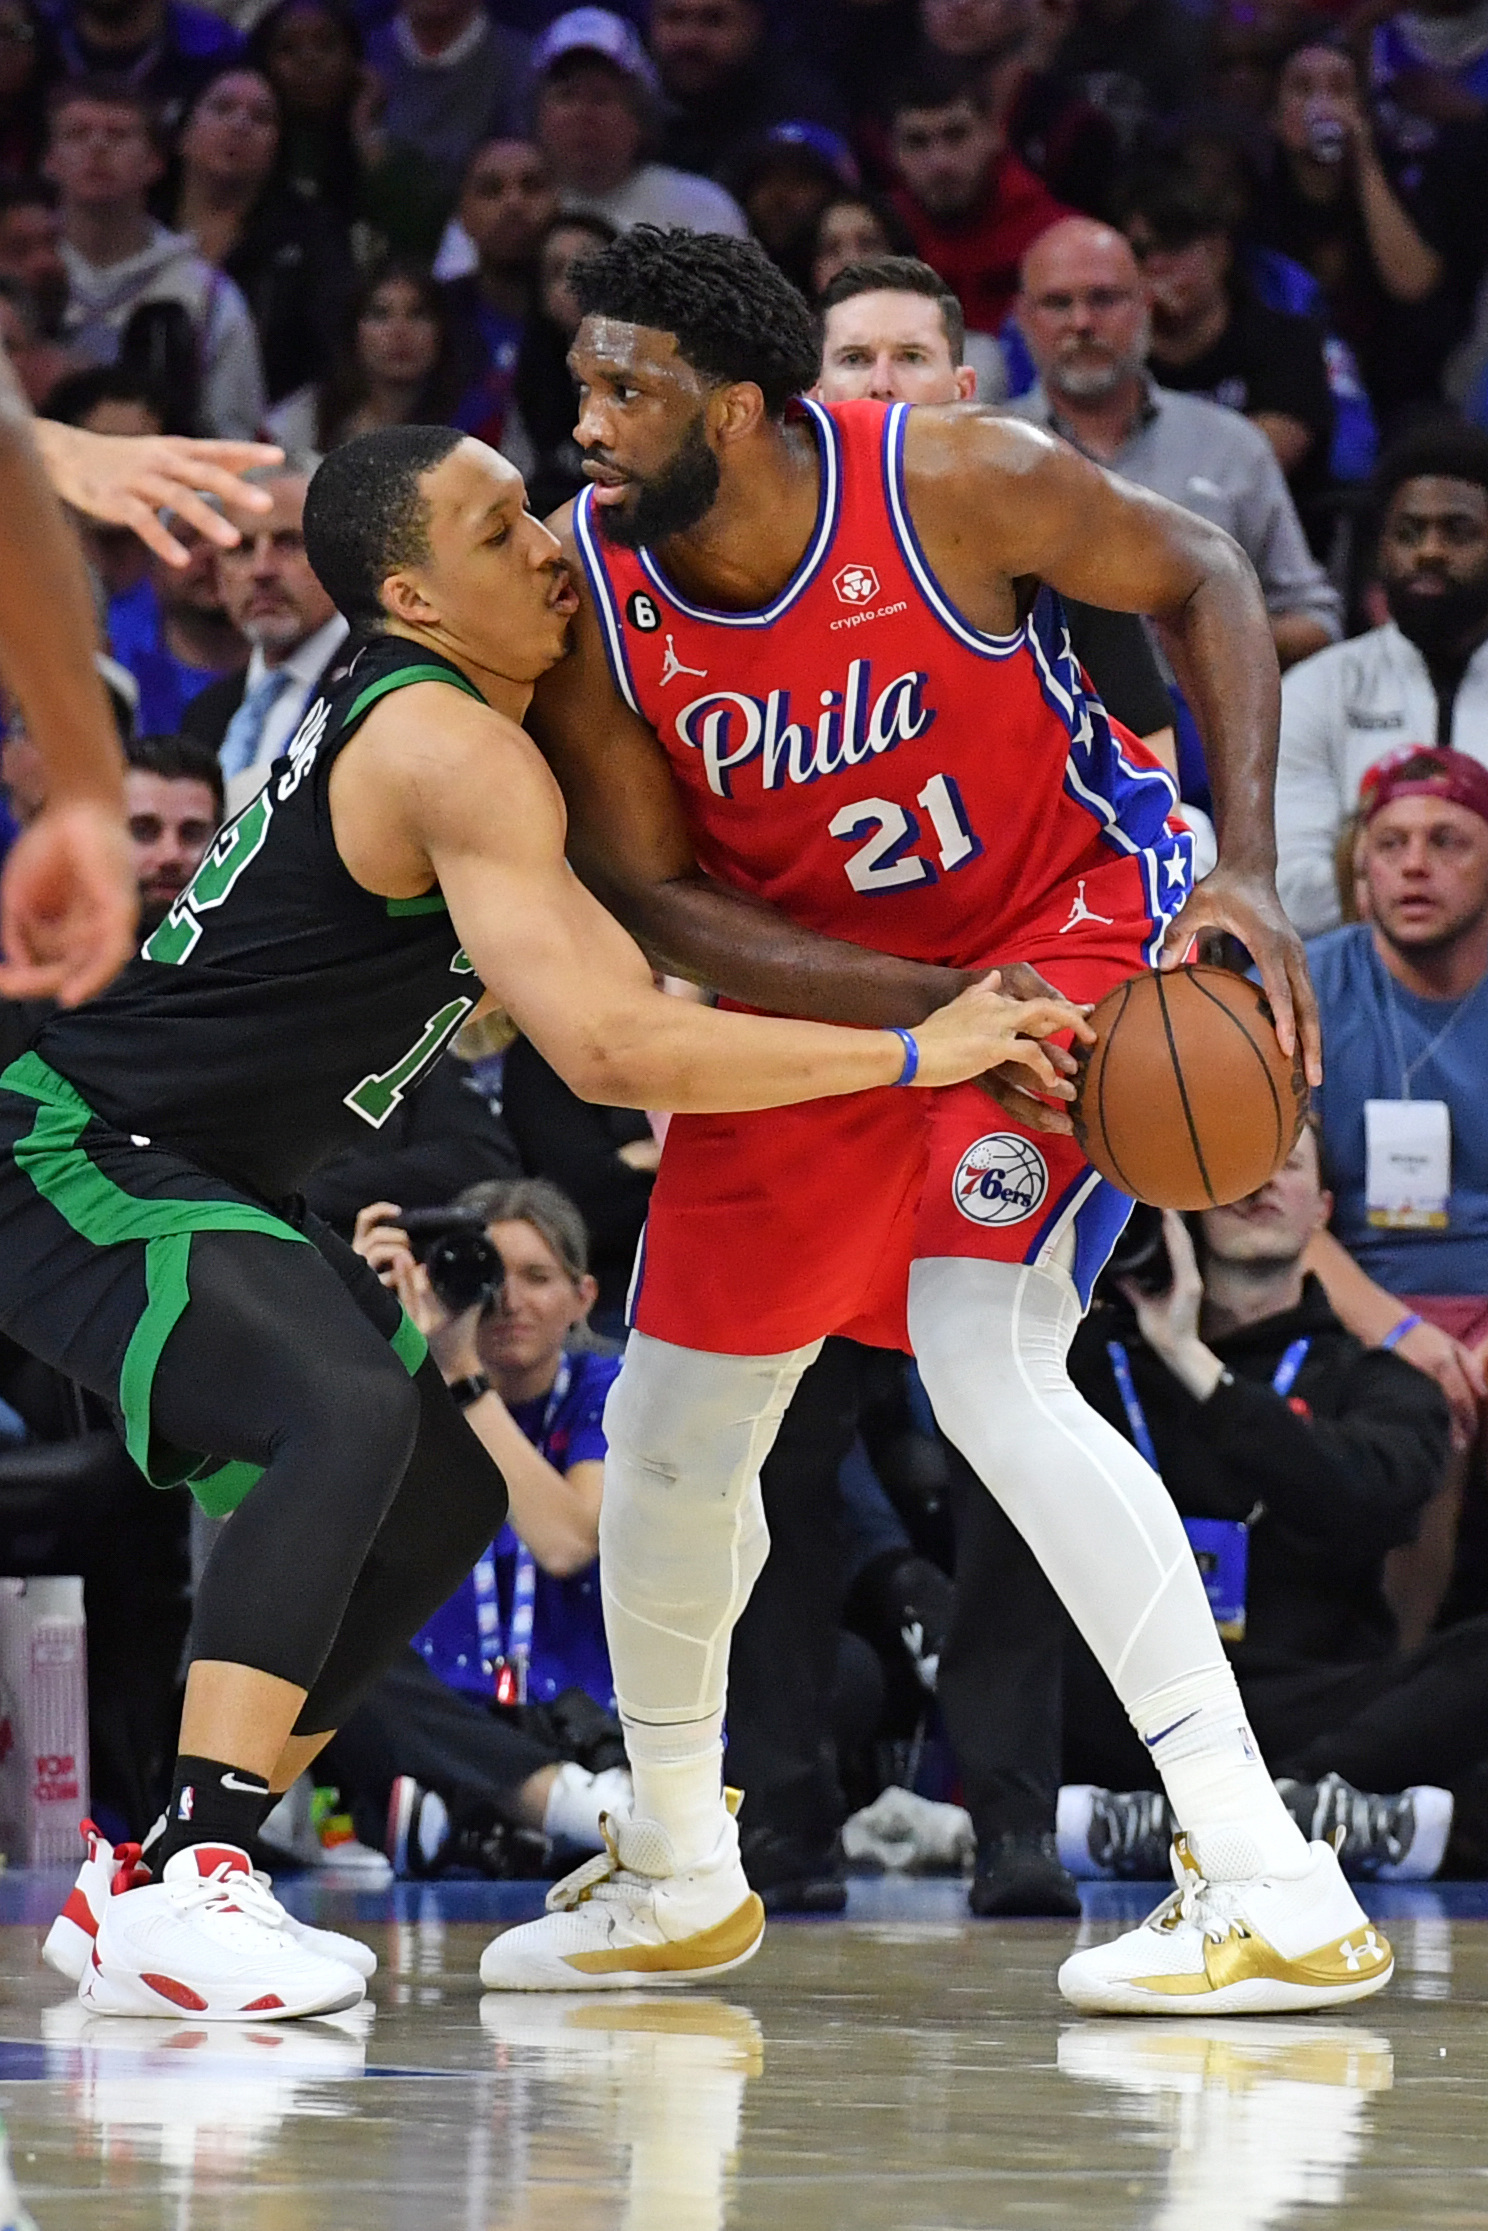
[
  {"x1": 572, "y1": 396, "x2": 1190, "y2": 970},
  {"x1": 571, "y1": 396, "x2": 1197, "y2": 1355}
]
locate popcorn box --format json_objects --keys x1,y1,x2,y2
[{"x1": 0, "y1": 1578, "x2": 89, "y2": 1866}]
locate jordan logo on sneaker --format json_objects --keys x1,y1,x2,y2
[
  {"x1": 660, "y1": 635, "x2": 708, "y2": 687},
  {"x1": 1059, "y1": 879, "x2": 1115, "y2": 934}
]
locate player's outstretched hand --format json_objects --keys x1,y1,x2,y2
[
  {"x1": 0, "y1": 797, "x2": 137, "y2": 1005},
  {"x1": 909, "y1": 969, "x2": 1093, "y2": 1092},
  {"x1": 1160, "y1": 863, "x2": 1322, "y2": 1089},
  {"x1": 33, "y1": 422, "x2": 285, "y2": 567}
]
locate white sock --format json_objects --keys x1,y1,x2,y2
[
  {"x1": 908, "y1": 1256, "x2": 1307, "y2": 1885},
  {"x1": 1129, "y1": 1665, "x2": 1309, "y2": 1880},
  {"x1": 622, "y1": 1719, "x2": 726, "y2": 1868},
  {"x1": 597, "y1": 1330, "x2": 818, "y2": 1871}
]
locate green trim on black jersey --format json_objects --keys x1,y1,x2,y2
[
  {"x1": 386, "y1": 892, "x2": 449, "y2": 917},
  {"x1": 1, "y1": 1052, "x2": 428, "y2": 1514},
  {"x1": 343, "y1": 659, "x2": 485, "y2": 733}
]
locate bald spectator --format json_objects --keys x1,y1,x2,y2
[
  {"x1": 889, "y1": 68, "x2": 1068, "y2": 336},
  {"x1": 1009, "y1": 217, "x2": 1341, "y2": 670}
]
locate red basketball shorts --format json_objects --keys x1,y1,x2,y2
[{"x1": 630, "y1": 856, "x2": 1170, "y2": 1356}]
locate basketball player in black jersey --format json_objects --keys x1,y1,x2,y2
[{"x1": 0, "y1": 422, "x2": 1080, "y2": 2022}]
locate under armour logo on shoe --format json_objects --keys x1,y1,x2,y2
[{"x1": 1340, "y1": 1931, "x2": 1386, "y2": 1970}]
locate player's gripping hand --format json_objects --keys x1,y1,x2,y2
[
  {"x1": 0, "y1": 796, "x2": 137, "y2": 1005},
  {"x1": 1161, "y1": 863, "x2": 1322, "y2": 1089},
  {"x1": 907, "y1": 970, "x2": 1093, "y2": 1092}
]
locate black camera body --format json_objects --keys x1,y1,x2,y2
[
  {"x1": 397, "y1": 1205, "x2": 501, "y2": 1313},
  {"x1": 1100, "y1": 1202, "x2": 1174, "y2": 1299}
]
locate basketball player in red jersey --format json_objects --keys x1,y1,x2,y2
[{"x1": 482, "y1": 229, "x2": 1392, "y2": 2015}]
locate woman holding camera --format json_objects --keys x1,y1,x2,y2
[{"x1": 348, "y1": 1179, "x2": 626, "y2": 1873}]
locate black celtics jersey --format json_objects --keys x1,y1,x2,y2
[{"x1": 35, "y1": 637, "x2": 487, "y2": 1201}]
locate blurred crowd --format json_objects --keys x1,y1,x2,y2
[{"x1": 4, "y1": 0, "x2": 1488, "y2": 1912}]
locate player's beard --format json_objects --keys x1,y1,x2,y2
[{"x1": 597, "y1": 412, "x2": 721, "y2": 549}]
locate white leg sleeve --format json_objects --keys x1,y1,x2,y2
[
  {"x1": 908, "y1": 1256, "x2": 1308, "y2": 1879},
  {"x1": 908, "y1": 1255, "x2": 1219, "y2": 1697},
  {"x1": 598, "y1": 1331, "x2": 820, "y2": 1865}
]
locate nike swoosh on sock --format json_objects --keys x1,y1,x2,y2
[
  {"x1": 1144, "y1": 1710, "x2": 1201, "y2": 1749},
  {"x1": 220, "y1": 1772, "x2": 270, "y2": 1795}
]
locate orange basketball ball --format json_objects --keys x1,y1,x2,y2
[{"x1": 1072, "y1": 965, "x2": 1307, "y2": 1210}]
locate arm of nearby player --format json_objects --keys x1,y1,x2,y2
[
  {"x1": 359, "y1": 686, "x2": 1086, "y2": 1112},
  {"x1": 31, "y1": 418, "x2": 282, "y2": 567},
  {"x1": 0, "y1": 356, "x2": 135, "y2": 1004},
  {"x1": 524, "y1": 508, "x2": 973, "y2": 1028},
  {"x1": 925, "y1": 410, "x2": 1319, "y2": 1084}
]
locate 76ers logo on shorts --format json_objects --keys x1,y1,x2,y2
[{"x1": 953, "y1": 1134, "x2": 1049, "y2": 1225}]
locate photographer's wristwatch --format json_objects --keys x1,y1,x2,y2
[{"x1": 446, "y1": 1372, "x2": 491, "y2": 1411}]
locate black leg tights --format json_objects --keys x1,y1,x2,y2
[{"x1": 150, "y1": 1231, "x2": 507, "y2": 1735}]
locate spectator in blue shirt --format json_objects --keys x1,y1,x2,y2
[
  {"x1": 342, "y1": 1179, "x2": 629, "y2": 1875},
  {"x1": 1306, "y1": 745, "x2": 1488, "y2": 1629}
]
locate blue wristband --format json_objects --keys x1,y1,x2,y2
[
  {"x1": 1380, "y1": 1312, "x2": 1423, "y2": 1351},
  {"x1": 887, "y1": 1028, "x2": 919, "y2": 1086}
]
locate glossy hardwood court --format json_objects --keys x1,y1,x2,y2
[{"x1": 0, "y1": 1875, "x2": 1484, "y2": 2229}]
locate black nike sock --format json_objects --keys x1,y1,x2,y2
[{"x1": 156, "y1": 1756, "x2": 272, "y2": 1869}]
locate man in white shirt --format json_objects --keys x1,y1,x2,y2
[
  {"x1": 180, "y1": 468, "x2": 349, "y2": 814},
  {"x1": 1278, "y1": 426, "x2": 1488, "y2": 937},
  {"x1": 532, "y1": 7, "x2": 747, "y2": 240}
]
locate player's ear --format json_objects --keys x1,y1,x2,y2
[
  {"x1": 711, "y1": 380, "x2": 766, "y2": 446},
  {"x1": 380, "y1": 569, "x2": 439, "y2": 628},
  {"x1": 955, "y1": 365, "x2": 977, "y2": 401}
]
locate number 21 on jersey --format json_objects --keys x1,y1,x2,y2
[{"x1": 829, "y1": 774, "x2": 982, "y2": 895}]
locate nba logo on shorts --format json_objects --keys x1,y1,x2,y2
[{"x1": 953, "y1": 1134, "x2": 1048, "y2": 1225}]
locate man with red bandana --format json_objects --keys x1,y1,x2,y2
[{"x1": 1305, "y1": 746, "x2": 1488, "y2": 1594}]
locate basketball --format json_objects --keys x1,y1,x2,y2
[{"x1": 1072, "y1": 965, "x2": 1308, "y2": 1210}]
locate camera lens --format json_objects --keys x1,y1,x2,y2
[{"x1": 425, "y1": 1228, "x2": 501, "y2": 1313}]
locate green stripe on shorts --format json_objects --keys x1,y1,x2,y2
[{"x1": 2, "y1": 1052, "x2": 426, "y2": 1514}]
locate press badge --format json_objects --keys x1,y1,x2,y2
[
  {"x1": 1365, "y1": 1098, "x2": 1451, "y2": 1229},
  {"x1": 1183, "y1": 1518, "x2": 1248, "y2": 1642}
]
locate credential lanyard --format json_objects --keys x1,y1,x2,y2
[
  {"x1": 472, "y1": 1356, "x2": 572, "y2": 1707},
  {"x1": 1105, "y1": 1337, "x2": 1309, "y2": 1642},
  {"x1": 1105, "y1": 1335, "x2": 1310, "y2": 1464}
]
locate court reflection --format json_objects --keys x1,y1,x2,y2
[
  {"x1": 479, "y1": 1995, "x2": 763, "y2": 2231},
  {"x1": 39, "y1": 1998, "x2": 368, "y2": 2173},
  {"x1": 1059, "y1": 2019, "x2": 1394, "y2": 2231}
]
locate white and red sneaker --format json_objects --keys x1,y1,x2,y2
[
  {"x1": 44, "y1": 1820, "x2": 377, "y2": 1984},
  {"x1": 77, "y1": 1844, "x2": 366, "y2": 2022}
]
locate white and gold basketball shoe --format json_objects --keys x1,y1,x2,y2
[
  {"x1": 1057, "y1": 1833, "x2": 1393, "y2": 2015},
  {"x1": 479, "y1": 1801, "x2": 765, "y2": 1992}
]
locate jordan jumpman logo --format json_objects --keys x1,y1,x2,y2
[
  {"x1": 1058, "y1": 878, "x2": 1115, "y2": 934},
  {"x1": 660, "y1": 634, "x2": 709, "y2": 686}
]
